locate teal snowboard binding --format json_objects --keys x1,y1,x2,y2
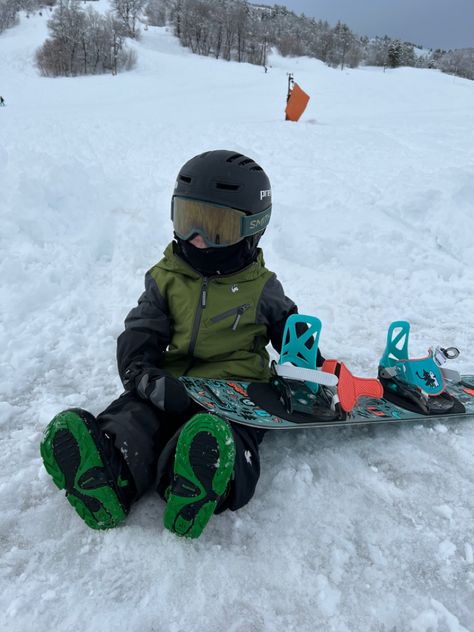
[
  {"x1": 270, "y1": 315, "x2": 340, "y2": 420},
  {"x1": 379, "y1": 321, "x2": 462, "y2": 415}
]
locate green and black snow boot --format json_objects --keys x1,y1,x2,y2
[
  {"x1": 40, "y1": 409, "x2": 132, "y2": 530},
  {"x1": 164, "y1": 413, "x2": 236, "y2": 539}
]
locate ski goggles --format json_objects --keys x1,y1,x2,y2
[{"x1": 171, "y1": 196, "x2": 272, "y2": 248}]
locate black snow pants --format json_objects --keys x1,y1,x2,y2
[{"x1": 97, "y1": 391, "x2": 265, "y2": 513}]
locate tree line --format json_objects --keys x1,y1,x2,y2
[
  {"x1": 145, "y1": 0, "x2": 425, "y2": 69},
  {"x1": 1, "y1": 0, "x2": 473, "y2": 80},
  {"x1": 146, "y1": 0, "x2": 474, "y2": 79}
]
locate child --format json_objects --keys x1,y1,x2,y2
[{"x1": 41, "y1": 150, "x2": 320, "y2": 538}]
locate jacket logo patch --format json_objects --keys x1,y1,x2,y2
[{"x1": 231, "y1": 284, "x2": 239, "y2": 294}]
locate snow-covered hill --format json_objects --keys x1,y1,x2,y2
[{"x1": 1, "y1": 8, "x2": 474, "y2": 632}]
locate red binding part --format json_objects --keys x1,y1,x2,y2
[{"x1": 322, "y1": 360, "x2": 384, "y2": 413}]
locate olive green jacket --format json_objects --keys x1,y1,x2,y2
[{"x1": 117, "y1": 242, "x2": 296, "y2": 382}]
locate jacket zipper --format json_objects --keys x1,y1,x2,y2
[
  {"x1": 232, "y1": 304, "x2": 250, "y2": 331},
  {"x1": 201, "y1": 278, "x2": 208, "y2": 308},
  {"x1": 189, "y1": 277, "x2": 209, "y2": 357},
  {"x1": 210, "y1": 304, "x2": 251, "y2": 330}
]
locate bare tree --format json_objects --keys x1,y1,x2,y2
[
  {"x1": 145, "y1": 0, "x2": 175, "y2": 27},
  {"x1": 0, "y1": 0, "x2": 20, "y2": 33},
  {"x1": 438, "y1": 48, "x2": 474, "y2": 80},
  {"x1": 46, "y1": 0, "x2": 86, "y2": 75},
  {"x1": 36, "y1": 0, "x2": 137, "y2": 76},
  {"x1": 112, "y1": 0, "x2": 146, "y2": 39}
]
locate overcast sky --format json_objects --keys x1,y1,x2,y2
[{"x1": 275, "y1": 0, "x2": 474, "y2": 50}]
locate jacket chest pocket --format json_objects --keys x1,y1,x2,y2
[{"x1": 208, "y1": 304, "x2": 252, "y2": 331}]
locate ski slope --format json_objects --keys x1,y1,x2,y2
[{"x1": 1, "y1": 7, "x2": 474, "y2": 631}]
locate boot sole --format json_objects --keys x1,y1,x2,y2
[
  {"x1": 40, "y1": 409, "x2": 127, "y2": 530},
  {"x1": 164, "y1": 414, "x2": 235, "y2": 538}
]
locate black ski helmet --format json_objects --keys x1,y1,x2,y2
[{"x1": 172, "y1": 150, "x2": 272, "y2": 247}]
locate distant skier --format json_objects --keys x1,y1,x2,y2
[
  {"x1": 0, "y1": 96, "x2": 5, "y2": 107},
  {"x1": 40, "y1": 150, "x2": 324, "y2": 539}
]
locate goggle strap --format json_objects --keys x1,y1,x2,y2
[{"x1": 240, "y1": 207, "x2": 272, "y2": 237}]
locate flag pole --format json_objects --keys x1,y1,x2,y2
[{"x1": 285, "y1": 73, "x2": 294, "y2": 121}]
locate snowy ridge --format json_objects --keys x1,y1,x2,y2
[{"x1": 1, "y1": 10, "x2": 474, "y2": 632}]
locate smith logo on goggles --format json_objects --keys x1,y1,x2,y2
[{"x1": 171, "y1": 197, "x2": 272, "y2": 247}]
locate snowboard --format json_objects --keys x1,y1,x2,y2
[{"x1": 180, "y1": 375, "x2": 474, "y2": 430}]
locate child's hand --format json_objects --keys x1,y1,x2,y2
[{"x1": 136, "y1": 369, "x2": 191, "y2": 415}]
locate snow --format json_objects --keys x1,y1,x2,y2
[{"x1": 1, "y1": 8, "x2": 474, "y2": 632}]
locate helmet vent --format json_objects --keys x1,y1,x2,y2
[
  {"x1": 250, "y1": 165, "x2": 263, "y2": 171},
  {"x1": 238, "y1": 158, "x2": 253, "y2": 167},
  {"x1": 179, "y1": 175, "x2": 192, "y2": 183},
  {"x1": 226, "y1": 154, "x2": 243, "y2": 163},
  {"x1": 216, "y1": 182, "x2": 240, "y2": 191}
]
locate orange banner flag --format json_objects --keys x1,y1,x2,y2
[{"x1": 285, "y1": 82, "x2": 310, "y2": 122}]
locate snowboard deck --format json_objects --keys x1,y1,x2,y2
[{"x1": 180, "y1": 375, "x2": 474, "y2": 430}]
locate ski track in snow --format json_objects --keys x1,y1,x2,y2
[{"x1": 1, "y1": 7, "x2": 474, "y2": 631}]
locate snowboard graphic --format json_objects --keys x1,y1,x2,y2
[{"x1": 180, "y1": 375, "x2": 474, "y2": 430}]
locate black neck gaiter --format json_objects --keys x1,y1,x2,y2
[{"x1": 175, "y1": 237, "x2": 258, "y2": 276}]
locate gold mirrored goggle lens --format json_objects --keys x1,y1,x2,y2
[{"x1": 172, "y1": 198, "x2": 246, "y2": 247}]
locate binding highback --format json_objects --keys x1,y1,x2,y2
[
  {"x1": 279, "y1": 314, "x2": 321, "y2": 369},
  {"x1": 380, "y1": 321, "x2": 410, "y2": 367},
  {"x1": 279, "y1": 315, "x2": 322, "y2": 393},
  {"x1": 380, "y1": 320, "x2": 445, "y2": 396}
]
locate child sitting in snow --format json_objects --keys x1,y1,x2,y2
[{"x1": 41, "y1": 150, "x2": 321, "y2": 538}]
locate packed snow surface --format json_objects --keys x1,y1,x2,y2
[{"x1": 1, "y1": 7, "x2": 474, "y2": 632}]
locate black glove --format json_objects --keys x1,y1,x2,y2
[{"x1": 124, "y1": 366, "x2": 190, "y2": 415}]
